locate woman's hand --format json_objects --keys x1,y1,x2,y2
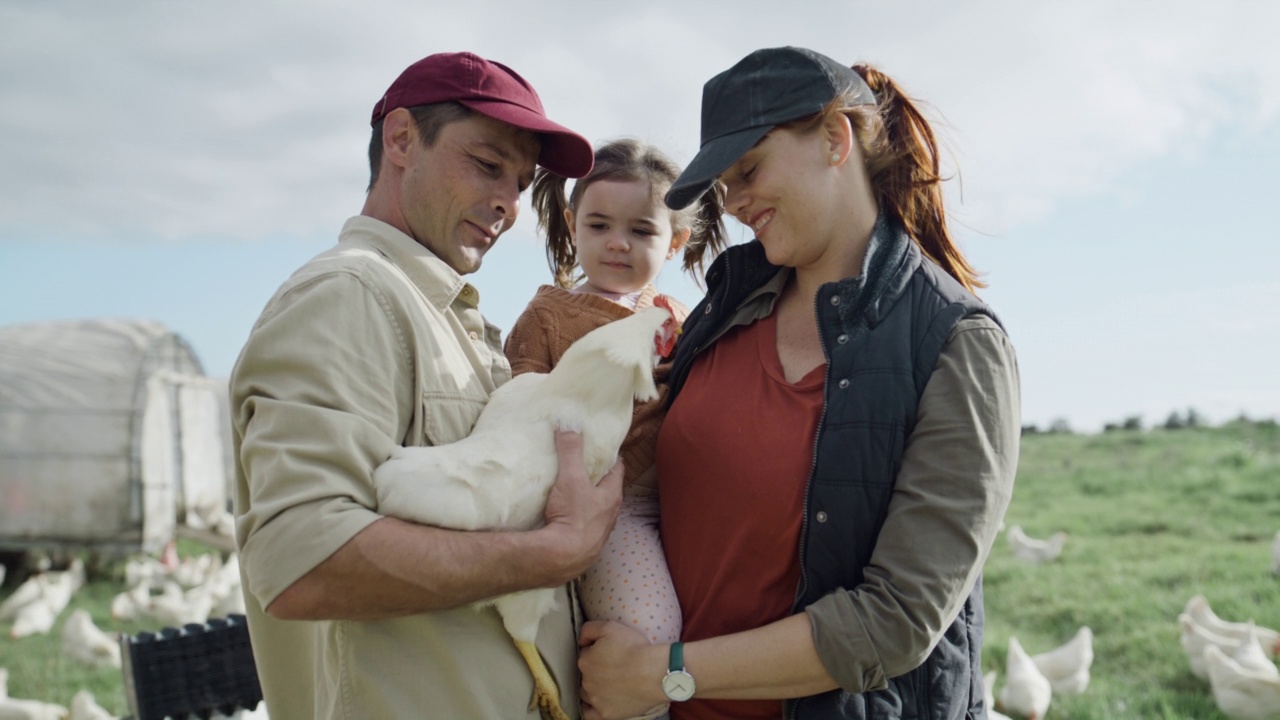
[{"x1": 578, "y1": 620, "x2": 670, "y2": 720}]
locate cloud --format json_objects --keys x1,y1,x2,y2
[{"x1": 1, "y1": 1, "x2": 1278, "y2": 243}]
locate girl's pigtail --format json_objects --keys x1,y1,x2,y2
[
  {"x1": 530, "y1": 168, "x2": 578, "y2": 289},
  {"x1": 853, "y1": 64, "x2": 983, "y2": 292},
  {"x1": 681, "y1": 182, "x2": 728, "y2": 288}
]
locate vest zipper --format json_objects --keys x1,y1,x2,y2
[{"x1": 788, "y1": 288, "x2": 833, "y2": 720}]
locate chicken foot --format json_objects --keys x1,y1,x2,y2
[{"x1": 515, "y1": 639, "x2": 572, "y2": 720}]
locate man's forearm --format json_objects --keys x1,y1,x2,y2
[{"x1": 265, "y1": 515, "x2": 572, "y2": 620}]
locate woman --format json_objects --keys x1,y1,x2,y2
[{"x1": 577, "y1": 46, "x2": 1021, "y2": 720}]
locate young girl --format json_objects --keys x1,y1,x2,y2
[{"x1": 504, "y1": 138, "x2": 725, "y2": 717}]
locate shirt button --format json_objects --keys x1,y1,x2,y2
[
  {"x1": 830, "y1": 296, "x2": 840, "y2": 306},
  {"x1": 837, "y1": 334, "x2": 848, "y2": 344},
  {"x1": 468, "y1": 331, "x2": 479, "y2": 341},
  {"x1": 838, "y1": 378, "x2": 850, "y2": 389},
  {"x1": 816, "y1": 511, "x2": 828, "y2": 523},
  {"x1": 703, "y1": 305, "x2": 712, "y2": 315}
]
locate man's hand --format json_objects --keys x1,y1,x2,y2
[{"x1": 537, "y1": 428, "x2": 624, "y2": 584}]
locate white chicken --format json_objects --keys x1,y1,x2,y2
[
  {"x1": 61, "y1": 610, "x2": 121, "y2": 669},
  {"x1": 998, "y1": 636, "x2": 1052, "y2": 720},
  {"x1": 109, "y1": 584, "x2": 150, "y2": 622},
  {"x1": 1233, "y1": 623, "x2": 1280, "y2": 680},
  {"x1": 1030, "y1": 626, "x2": 1094, "y2": 695},
  {"x1": 373, "y1": 300, "x2": 679, "y2": 720},
  {"x1": 68, "y1": 691, "x2": 115, "y2": 720},
  {"x1": 1006, "y1": 525, "x2": 1068, "y2": 563},
  {"x1": 8, "y1": 560, "x2": 85, "y2": 639},
  {"x1": 1205, "y1": 643, "x2": 1280, "y2": 720},
  {"x1": 206, "y1": 554, "x2": 245, "y2": 619},
  {"x1": 144, "y1": 581, "x2": 214, "y2": 628},
  {"x1": 982, "y1": 671, "x2": 1014, "y2": 720},
  {"x1": 1179, "y1": 613, "x2": 1270, "y2": 680},
  {"x1": 124, "y1": 555, "x2": 171, "y2": 591},
  {"x1": 1185, "y1": 595, "x2": 1280, "y2": 660},
  {"x1": 171, "y1": 553, "x2": 222, "y2": 589},
  {"x1": 0, "y1": 574, "x2": 45, "y2": 622}
]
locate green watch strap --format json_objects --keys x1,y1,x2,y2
[{"x1": 668, "y1": 641, "x2": 685, "y2": 671}]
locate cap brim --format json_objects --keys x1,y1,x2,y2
[
  {"x1": 665, "y1": 124, "x2": 772, "y2": 210},
  {"x1": 460, "y1": 99, "x2": 594, "y2": 178}
]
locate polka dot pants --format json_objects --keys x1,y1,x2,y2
[{"x1": 579, "y1": 493, "x2": 681, "y2": 645}]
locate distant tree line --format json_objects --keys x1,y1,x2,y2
[{"x1": 1021, "y1": 409, "x2": 1278, "y2": 435}]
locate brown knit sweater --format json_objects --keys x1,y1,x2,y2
[{"x1": 503, "y1": 284, "x2": 689, "y2": 491}]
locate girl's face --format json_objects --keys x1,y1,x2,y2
[
  {"x1": 719, "y1": 122, "x2": 845, "y2": 271},
  {"x1": 568, "y1": 179, "x2": 687, "y2": 295}
]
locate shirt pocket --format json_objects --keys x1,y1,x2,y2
[{"x1": 417, "y1": 391, "x2": 487, "y2": 447}]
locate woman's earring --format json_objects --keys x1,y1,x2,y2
[{"x1": 830, "y1": 152, "x2": 841, "y2": 165}]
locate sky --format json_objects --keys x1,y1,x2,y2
[{"x1": 1, "y1": 1, "x2": 1278, "y2": 433}]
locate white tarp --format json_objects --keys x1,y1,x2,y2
[{"x1": 0, "y1": 318, "x2": 224, "y2": 554}]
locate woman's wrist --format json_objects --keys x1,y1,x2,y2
[{"x1": 648, "y1": 641, "x2": 677, "y2": 703}]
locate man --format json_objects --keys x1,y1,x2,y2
[{"x1": 229, "y1": 52, "x2": 623, "y2": 719}]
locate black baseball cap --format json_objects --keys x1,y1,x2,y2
[{"x1": 665, "y1": 46, "x2": 876, "y2": 210}]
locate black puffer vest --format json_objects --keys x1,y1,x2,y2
[{"x1": 668, "y1": 215, "x2": 1002, "y2": 720}]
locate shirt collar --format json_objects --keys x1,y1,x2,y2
[{"x1": 338, "y1": 215, "x2": 482, "y2": 311}]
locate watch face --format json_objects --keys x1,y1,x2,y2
[{"x1": 662, "y1": 670, "x2": 696, "y2": 702}]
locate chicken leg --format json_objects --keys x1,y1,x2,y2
[{"x1": 515, "y1": 639, "x2": 572, "y2": 720}]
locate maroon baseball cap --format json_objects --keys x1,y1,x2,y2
[{"x1": 370, "y1": 52, "x2": 594, "y2": 178}]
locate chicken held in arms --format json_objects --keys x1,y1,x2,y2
[{"x1": 373, "y1": 296, "x2": 680, "y2": 720}]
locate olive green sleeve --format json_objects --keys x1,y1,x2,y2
[{"x1": 805, "y1": 315, "x2": 1021, "y2": 692}]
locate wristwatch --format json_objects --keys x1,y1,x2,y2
[{"x1": 661, "y1": 641, "x2": 696, "y2": 702}]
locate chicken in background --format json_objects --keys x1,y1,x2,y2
[
  {"x1": 61, "y1": 609, "x2": 121, "y2": 669},
  {"x1": 6, "y1": 559, "x2": 85, "y2": 639},
  {"x1": 1030, "y1": 625, "x2": 1094, "y2": 695},
  {"x1": 1182, "y1": 613, "x2": 1250, "y2": 680},
  {"x1": 1185, "y1": 595, "x2": 1280, "y2": 660},
  {"x1": 1006, "y1": 525, "x2": 1069, "y2": 564},
  {"x1": 373, "y1": 299, "x2": 680, "y2": 720},
  {"x1": 1205, "y1": 643, "x2": 1280, "y2": 720},
  {"x1": 982, "y1": 671, "x2": 1014, "y2": 720},
  {"x1": 0, "y1": 560, "x2": 84, "y2": 621},
  {"x1": 109, "y1": 583, "x2": 150, "y2": 623},
  {"x1": 1232, "y1": 624, "x2": 1280, "y2": 681},
  {"x1": 1271, "y1": 529, "x2": 1280, "y2": 576},
  {"x1": 998, "y1": 636, "x2": 1052, "y2": 720},
  {"x1": 69, "y1": 690, "x2": 116, "y2": 720}
]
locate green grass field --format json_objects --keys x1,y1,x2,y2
[
  {"x1": 1, "y1": 420, "x2": 1278, "y2": 718},
  {"x1": 983, "y1": 419, "x2": 1280, "y2": 718}
]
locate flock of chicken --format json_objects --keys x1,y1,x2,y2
[
  {"x1": 0, "y1": 520, "x2": 1276, "y2": 719},
  {"x1": 990, "y1": 525, "x2": 1280, "y2": 720},
  {"x1": 0, "y1": 547, "x2": 246, "y2": 720},
  {"x1": 985, "y1": 524, "x2": 1093, "y2": 720},
  {"x1": 1179, "y1": 594, "x2": 1280, "y2": 720}
]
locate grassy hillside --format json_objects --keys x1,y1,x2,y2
[
  {"x1": 983, "y1": 419, "x2": 1280, "y2": 718},
  {"x1": 1, "y1": 420, "x2": 1277, "y2": 718}
]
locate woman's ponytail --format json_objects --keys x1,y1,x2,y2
[
  {"x1": 681, "y1": 182, "x2": 728, "y2": 286},
  {"x1": 853, "y1": 64, "x2": 983, "y2": 292}
]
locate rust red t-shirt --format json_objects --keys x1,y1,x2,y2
[{"x1": 657, "y1": 311, "x2": 825, "y2": 720}]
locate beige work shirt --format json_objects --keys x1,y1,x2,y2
[{"x1": 230, "y1": 216, "x2": 579, "y2": 719}]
